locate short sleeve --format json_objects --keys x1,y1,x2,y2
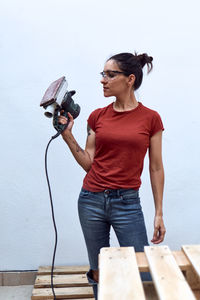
[
  {"x1": 150, "y1": 112, "x2": 164, "y2": 137},
  {"x1": 87, "y1": 108, "x2": 101, "y2": 132}
]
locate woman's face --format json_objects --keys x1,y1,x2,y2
[{"x1": 100, "y1": 59, "x2": 134, "y2": 98}]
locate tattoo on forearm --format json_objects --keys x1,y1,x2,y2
[
  {"x1": 75, "y1": 142, "x2": 84, "y2": 153},
  {"x1": 87, "y1": 124, "x2": 91, "y2": 136},
  {"x1": 69, "y1": 135, "x2": 84, "y2": 154}
]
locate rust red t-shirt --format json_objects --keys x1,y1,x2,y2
[{"x1": 83, "y1": 102, "x2": 164, "y2": 192}]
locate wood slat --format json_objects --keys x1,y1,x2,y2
[
  {"x1": 145, "y1": 246, "x2": 196, "y2": 300},
  {"x1": 34, "y1": 274, "x2": 89, "y2": 288},
  {"x1": 143, "y1": 282, "x2": 158, "y2": 300},
  {"x1": 38, "y1": 266, "x2": 89, "y2": 275},
  {"x1": 98, "y1": 247, "x2": 146, "y2": 300},
  {"x1": 31, "y1": 286, "x2": 93, "y2": 299},
  {"x1": 135, "y1": 252, "x2": 149, "y2": 272},
  {"x1": 172, "y1": 250, "x2": 191, "y2": 271},
  {"x1": 135, "y1": 250, "x2": 190, "y2": 273},
  {"x1": 182, "y1": 245, "x2": 200, "y2": 278}
]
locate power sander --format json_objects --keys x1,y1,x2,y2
[{"x1": 40, "y1": 76, "x2": 80, "y2": 137}]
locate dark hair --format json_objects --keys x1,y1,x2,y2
[{"x1": 107, "y1": 52, "x2": 153, "y2": 90}]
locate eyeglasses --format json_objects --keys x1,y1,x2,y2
[{"x1": 100, "y1": 70, "x2": 126, "y2": 80}]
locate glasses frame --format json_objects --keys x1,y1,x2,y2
[{"x1": 100, "y1": 70, "x2": 126, "y2": 80}]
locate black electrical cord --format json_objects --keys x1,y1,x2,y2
[{"x1": 44, "y1": 130, "x2": 62, "y2": 300}]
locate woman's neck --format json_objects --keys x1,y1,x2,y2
[{"x1": 114, "y1": 92, "x2": 138, "y2": 112}]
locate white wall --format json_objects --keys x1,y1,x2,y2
[{"x1": 0, "y1": 0, "x2": 200, "y2": 270}]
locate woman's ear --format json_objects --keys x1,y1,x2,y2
[{"x1": 127, "y1": 74, "x2": 136, "y2": 87}]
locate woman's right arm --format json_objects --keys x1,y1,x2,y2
[{"x1": 59, "y1": 112, "x2": 95, "y2": 172}]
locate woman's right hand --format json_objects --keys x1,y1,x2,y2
[{"x1": 58, "y1": 111, "x2": 74, "y2": 134}]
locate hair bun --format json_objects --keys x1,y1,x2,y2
[{"x1": 135, "y1": 53, "x2": 153, "y2": 73}]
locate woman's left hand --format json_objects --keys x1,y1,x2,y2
[{"x1": 151, "y1": 216, "x2": 166, "y2": 244}]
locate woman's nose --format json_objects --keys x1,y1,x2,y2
[{"x1": 100, "y1": 77, "x2": 107, "y2": 84}]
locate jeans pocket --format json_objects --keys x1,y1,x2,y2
[
  {"x1": 79, "y1": 188, "x2": 90, "y2": 198},
  {"x1": 120, "y1": 191, "x2": 140, "y2": 205}
]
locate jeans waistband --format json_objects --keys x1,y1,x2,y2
[
  {"x1": 81, "y1": 187, "x2": 139, "y2": 198},
  {"x1": 103, "y1": 188, "x2": 138, "y2": 197}
]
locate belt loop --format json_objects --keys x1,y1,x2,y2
[
  {"x1": 117, "y1": 189, "x2": 120, "y2": 197},
  {"x1": 104, "y1": 189, "x2": 109, "y2": 197}
]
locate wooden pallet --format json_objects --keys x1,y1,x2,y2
[
  {"x1": 99, "y1": 245, "x2": 200, "y2": 300},
  {"x1": 32, "y1": 245, "x2": 200, "y2": 300},
  {"x1": 31, "y1": 265, "x2": 94, "y2": 299}
]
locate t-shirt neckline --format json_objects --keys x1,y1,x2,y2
[{"x1": 111, "y1": 101, "x2": 142, "y2": 114}]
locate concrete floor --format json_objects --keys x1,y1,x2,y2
[{"x1": 0, "y1": 285, "x2": 33, "y2": 300}]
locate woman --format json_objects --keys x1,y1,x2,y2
[{"x1": 59, "y1": 52, "x2": 166, "y2": 299}]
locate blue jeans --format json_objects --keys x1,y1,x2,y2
[{"x1": 78, "y1": 187, "x2": 151, "y2": 298}]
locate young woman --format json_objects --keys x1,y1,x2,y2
[{"x1": 59, "y1": 52, "x2": 166, "y2": 299}]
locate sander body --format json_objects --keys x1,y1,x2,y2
[{"x1": 40, "y1": 76, "x2": 80, "y2": 133}]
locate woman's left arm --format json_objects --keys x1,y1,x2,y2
[{"x1": 149, "y1": 130, "x2": 166, "y2": 244}]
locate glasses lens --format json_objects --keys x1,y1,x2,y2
[{"x1": 100, "y1": 71, "x2": 119, "y2": 79}]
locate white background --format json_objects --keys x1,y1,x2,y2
[{"x1": 0, "y1": 0, "x2": 200, "y2": 270}]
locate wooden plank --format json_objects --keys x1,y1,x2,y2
[
  {"x1": 135, "y1": 250, "x2": 190, "y2": 273},
  {"x1": 34, "y1": 274, "x2": 89, "y2": 288},
  {"x1": 31, "y1": 286, "x2": 93, "y2": 299},
  {"x1": 184, "y1": 267, "x2": 200, "y2": 290},
  {"x1": 182, "y1": 245, "x2": 200, "y2": 278},
  {"x1": 38, "y1": 265, "x2": 89, "y2": 275},
  {"x1": 98, "y1": 247, "x2": 145, "y2": 300},
  {"x1": 193, "y1": 290, "x2": 200, "y2": 299},
  {"x1": 145, "y1": 246, "x2": 196, "y2": 300},
  {"x1": 143, "y1": 282, "x2": 158, "y2": 300},
  {"x1": 173, "y1": 250, "x2": 191, "y2": 271},
  {"x1": 135, "y1": 252, "x2": 149, "y2": 272}
]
